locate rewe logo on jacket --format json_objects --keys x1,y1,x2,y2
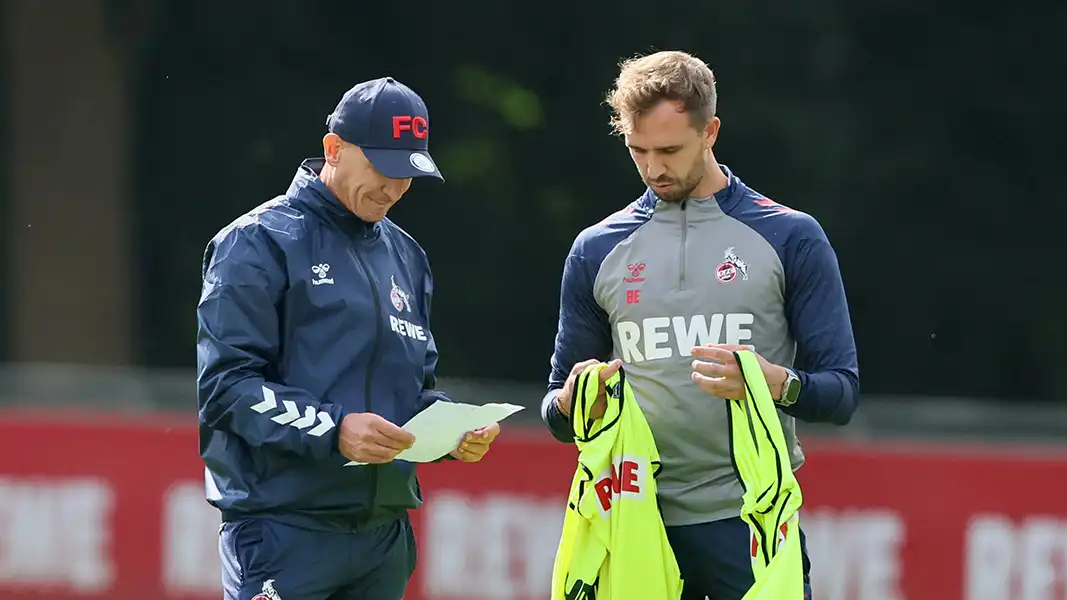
[
  {"x1": 615, "y1": 313, "x2": 755, "y2": 363},
  {"x1": 593, "y1": 455, "x2": 648, "y2": 518},
  {"x1": 385, "y1": 275, "x2": 427, "y2": 342}
]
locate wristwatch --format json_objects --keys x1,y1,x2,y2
[{"x1": 777, "y1": 369, "x2": 802, "y2": 407}]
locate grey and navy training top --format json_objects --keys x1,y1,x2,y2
[{"x1": 541, "y1": 164, "x2": 860, "y2": 527}]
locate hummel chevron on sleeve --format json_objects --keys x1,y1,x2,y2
[{"x1": 197, "y1": 227, "x2": 349, "y2": 460}]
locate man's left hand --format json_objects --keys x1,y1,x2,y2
[
  {"x1": 690, "y1": 344, "x2": 788, "y2": 401},
  {"x1": 450, "y1": 422, "x2": 500, "y2": 462}
]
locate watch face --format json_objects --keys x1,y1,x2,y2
[{"x1": 784, "y1": 374, "x2": 800, "y2": 403}]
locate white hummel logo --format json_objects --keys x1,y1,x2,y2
[
  {"x1": 311, "y1": 263, "x2": 334, "y2": 286},
  {"x1": 249, "y1": 387, "x2": 336, "y2": 437}
]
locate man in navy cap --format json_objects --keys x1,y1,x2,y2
[{"x1": 197, "y1": 77, "x2": 500, "y2": 600}]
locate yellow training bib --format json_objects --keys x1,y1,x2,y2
[
  {"x1": 729, "y1": 351, "x2": 806, "y2": 600},
  {"x1": 550, "y1": 364, "x2": 684, "y2": 600}
]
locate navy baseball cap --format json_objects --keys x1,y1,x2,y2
[{"x1": 325, "y1": 77, "x2": 443, "y2": 180}]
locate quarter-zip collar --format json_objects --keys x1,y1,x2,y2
[
  {"x1": 285, "y1": 158, "x2": 382, "y2": 241},
  {"x1": 639, "y1": 164, "x2": 744, "y2": 222}
]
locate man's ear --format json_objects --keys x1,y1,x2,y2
[
  {"x1": 704, "y1": 116, "x2": 721, "y2": 149},
  {"x1": 323, "y1": 133, "x2": 343, "y2": 165}
]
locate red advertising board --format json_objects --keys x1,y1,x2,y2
[{"x1": 0, "y1": 414, "x2": 1065, "y2": 600}]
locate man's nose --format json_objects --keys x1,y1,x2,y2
[{"x1": 645, "y1": 156, "x2": 666, "y2": 180}]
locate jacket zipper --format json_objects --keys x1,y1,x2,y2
[
  {"x1": 351, "y1": 240, "x2": 384, "y2": 517},
  {"x1": 679, "y1": 199, "x2": 688, "y2": 289}
]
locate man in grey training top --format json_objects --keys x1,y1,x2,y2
[{"x1": 540, "y1": 50, "x2": 860, "y2": 600}]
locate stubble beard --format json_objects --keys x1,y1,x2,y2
[
  {"x1": 651, "y1": 170, "x2": 703, "y2": 203},
  {"x1": 648, "y1": 151, "x2": 707, "y2": 203}
]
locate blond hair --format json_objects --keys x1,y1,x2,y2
[{"x1": 605, "y1": 50, "x2": 718, "y2": 135}]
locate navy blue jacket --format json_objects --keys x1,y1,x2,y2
[{"x1": 197, "y1": 159, "x2": 450, "y2": 531}]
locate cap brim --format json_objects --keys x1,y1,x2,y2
[{"x1": 363, "y1": 148, "x2": 444, "y2": 181}]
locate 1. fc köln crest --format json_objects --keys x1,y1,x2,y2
[
  {"x1": 252, "y1": 579, "x2": 282, "y2": 600},
  {"x1": 716, "y1": 247, "x2": 750, "y2": 283}
]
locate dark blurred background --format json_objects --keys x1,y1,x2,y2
[
  {"x1": 2, "y1": 2, "x2": 1066, "y2": 599},
  {"x1": 5, "y1": 0, "x2": 1065, "y2": 408}
]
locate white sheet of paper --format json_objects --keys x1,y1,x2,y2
[{"x1": 344, "y1": 401, "x2": 525, "y2": 466}]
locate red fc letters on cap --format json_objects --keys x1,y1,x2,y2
[{"x1": 392, "y1": 115, "x2": 428, "y2": 139}]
